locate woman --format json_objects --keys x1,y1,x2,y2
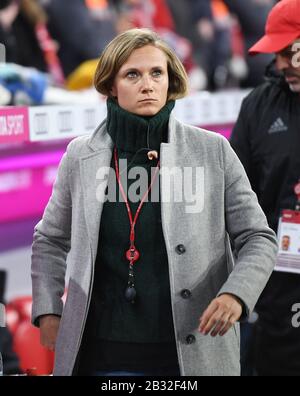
[{"x1": 31, "y1": 28, "x2": 277, "y2": 376}]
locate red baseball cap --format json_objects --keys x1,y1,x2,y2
[{"x1": 249, "y1": 0, "x2": 300, "y2": 55}]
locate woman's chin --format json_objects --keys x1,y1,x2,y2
[
  {"x1": 133, "y1": 105, "x2": 162, "y2": 117},
  {"x1": 136, "y1": 110, "x2": 157, "y2": 116}
]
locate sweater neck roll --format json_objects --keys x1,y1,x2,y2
[{"x1": 106, "y1": 98, "x2": 175, "y2": 153}]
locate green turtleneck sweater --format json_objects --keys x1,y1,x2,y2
[{"x1": 81, "y1": 99, "x2": 179, "y2": 372}]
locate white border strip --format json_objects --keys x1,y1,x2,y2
[{"x1": 2, "y1": 90, "x2": 249, "y2": 143}]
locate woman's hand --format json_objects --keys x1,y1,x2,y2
[
  {"x1": 198, "y1": 294, "x2": 243, "y2": 337},
  {"x1": 39, "y1": 315, "x2": 61, "y2": 351}
]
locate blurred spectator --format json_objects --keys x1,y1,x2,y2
[
  {"x1": 42, "y1": 0, "x2": 117, "y2": 77},
  {"x1": 167, "y1": 0, "x2": 235, "y2": 90},
  {"x1": 210, "y1": 0, "x2": 234, "y2": 89},
  {"x1": 0, "y1": 0, "x2": 64, "y2": 85},
  {"x1": 121, "y1": 0, "x2": 175, "y2": 31},
  {"x1": 223, "y1": 0, "x2": 276, "y2": 87},
  {"x1": 167, "y1": 0, "x2": 214, "y2": 89},
  {"x1": 167, "y1": 0, "x2": 277, "y2": 90},
  {"x1": 0, "y1": 0, "x2": 47, "y2": 71}
]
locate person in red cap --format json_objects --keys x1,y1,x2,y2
[
  {"x1": 231, "y1": 0, "x2": 300, "y2": 376},
  {"x1": 250, "y1": 0, "x2": 300, "y2": 52},
  {"x1": 249, "y1": 0, "x2": 300, "y2": 92}
]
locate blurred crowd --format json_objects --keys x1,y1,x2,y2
[{"x1": 0, "y1": 0, "x2": 278, "y2": 102}]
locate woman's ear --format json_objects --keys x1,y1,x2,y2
[{"x1": 110, "y1": 86, "x2": 117, "y2": 98}]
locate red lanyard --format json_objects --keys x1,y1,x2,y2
[
  {"x1": 295, "y1": 181, "x2": 300, "y2": 202},
  {"x1": 113, "y1": 147, "x2": 160, "y2": 265}
]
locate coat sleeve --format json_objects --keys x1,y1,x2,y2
[
  {"x1": 31, "y1": 145, "x2": 72, "y2": 327},
  {"x1": 217, "y1": 137, "x2": 278, "y2": 316}
]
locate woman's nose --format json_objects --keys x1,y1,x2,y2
[{"x1": 141, "y1": 75, "x2": 153, "y2": 92}]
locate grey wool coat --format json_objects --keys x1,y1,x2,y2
[{"x1": 31, "y1": 114, "x2": 278, "y2": 376}]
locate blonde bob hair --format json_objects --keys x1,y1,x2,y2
[{"x1": 94, "y1": 28, "x2": 189, "y2": 101}]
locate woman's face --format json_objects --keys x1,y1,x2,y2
[{"x1": 111, "y1": 45, "x2": 169, "y2": 116}]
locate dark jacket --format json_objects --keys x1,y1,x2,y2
[{"x1": 231, "y1": 66, "x2": 300, "y2": 375}]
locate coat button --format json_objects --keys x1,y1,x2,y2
[
  {"x1": 175, "y1": 244, "x2": 186, "y2": 255},
  {"x1": 181, "y1": 289, "x2": 192, "y2": 299},
  {"x1": 186, "y1": 335, "x2": 196, "y2": 345}
]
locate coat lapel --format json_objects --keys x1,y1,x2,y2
[
  {"x1": 160, "y1": 115, "x2": 191, "y2": 231},
  {"x1": 79, "y1": 121, "x2": 113, "y2": 261}
]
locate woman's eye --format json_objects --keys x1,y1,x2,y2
[
  {"x1": 127, "y1": 71, "x2": 138, "y2": 78},
  {"x1": 152, "y1": 70, "x2": 162, "y2": 77},
  {"x1": 126, "y1": 70, "x2": 162, "y2": 79}
]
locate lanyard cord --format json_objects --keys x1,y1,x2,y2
[{"x1": 114, "y1": 147, "x2": 160, "y2": 252}]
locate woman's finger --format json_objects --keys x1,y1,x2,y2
[
  {"x1": 198, "y1": 300, "x2": 219, "y2": 333},
  {"x1": 211, "y1": 313, "x2": 231, "y2": 337},
  {"x1": 200, "y1": 308, "x2": 226, "y2": 335},
  {"x1": 219, "y1": 316, "x2": 237, "y2": 337}
]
